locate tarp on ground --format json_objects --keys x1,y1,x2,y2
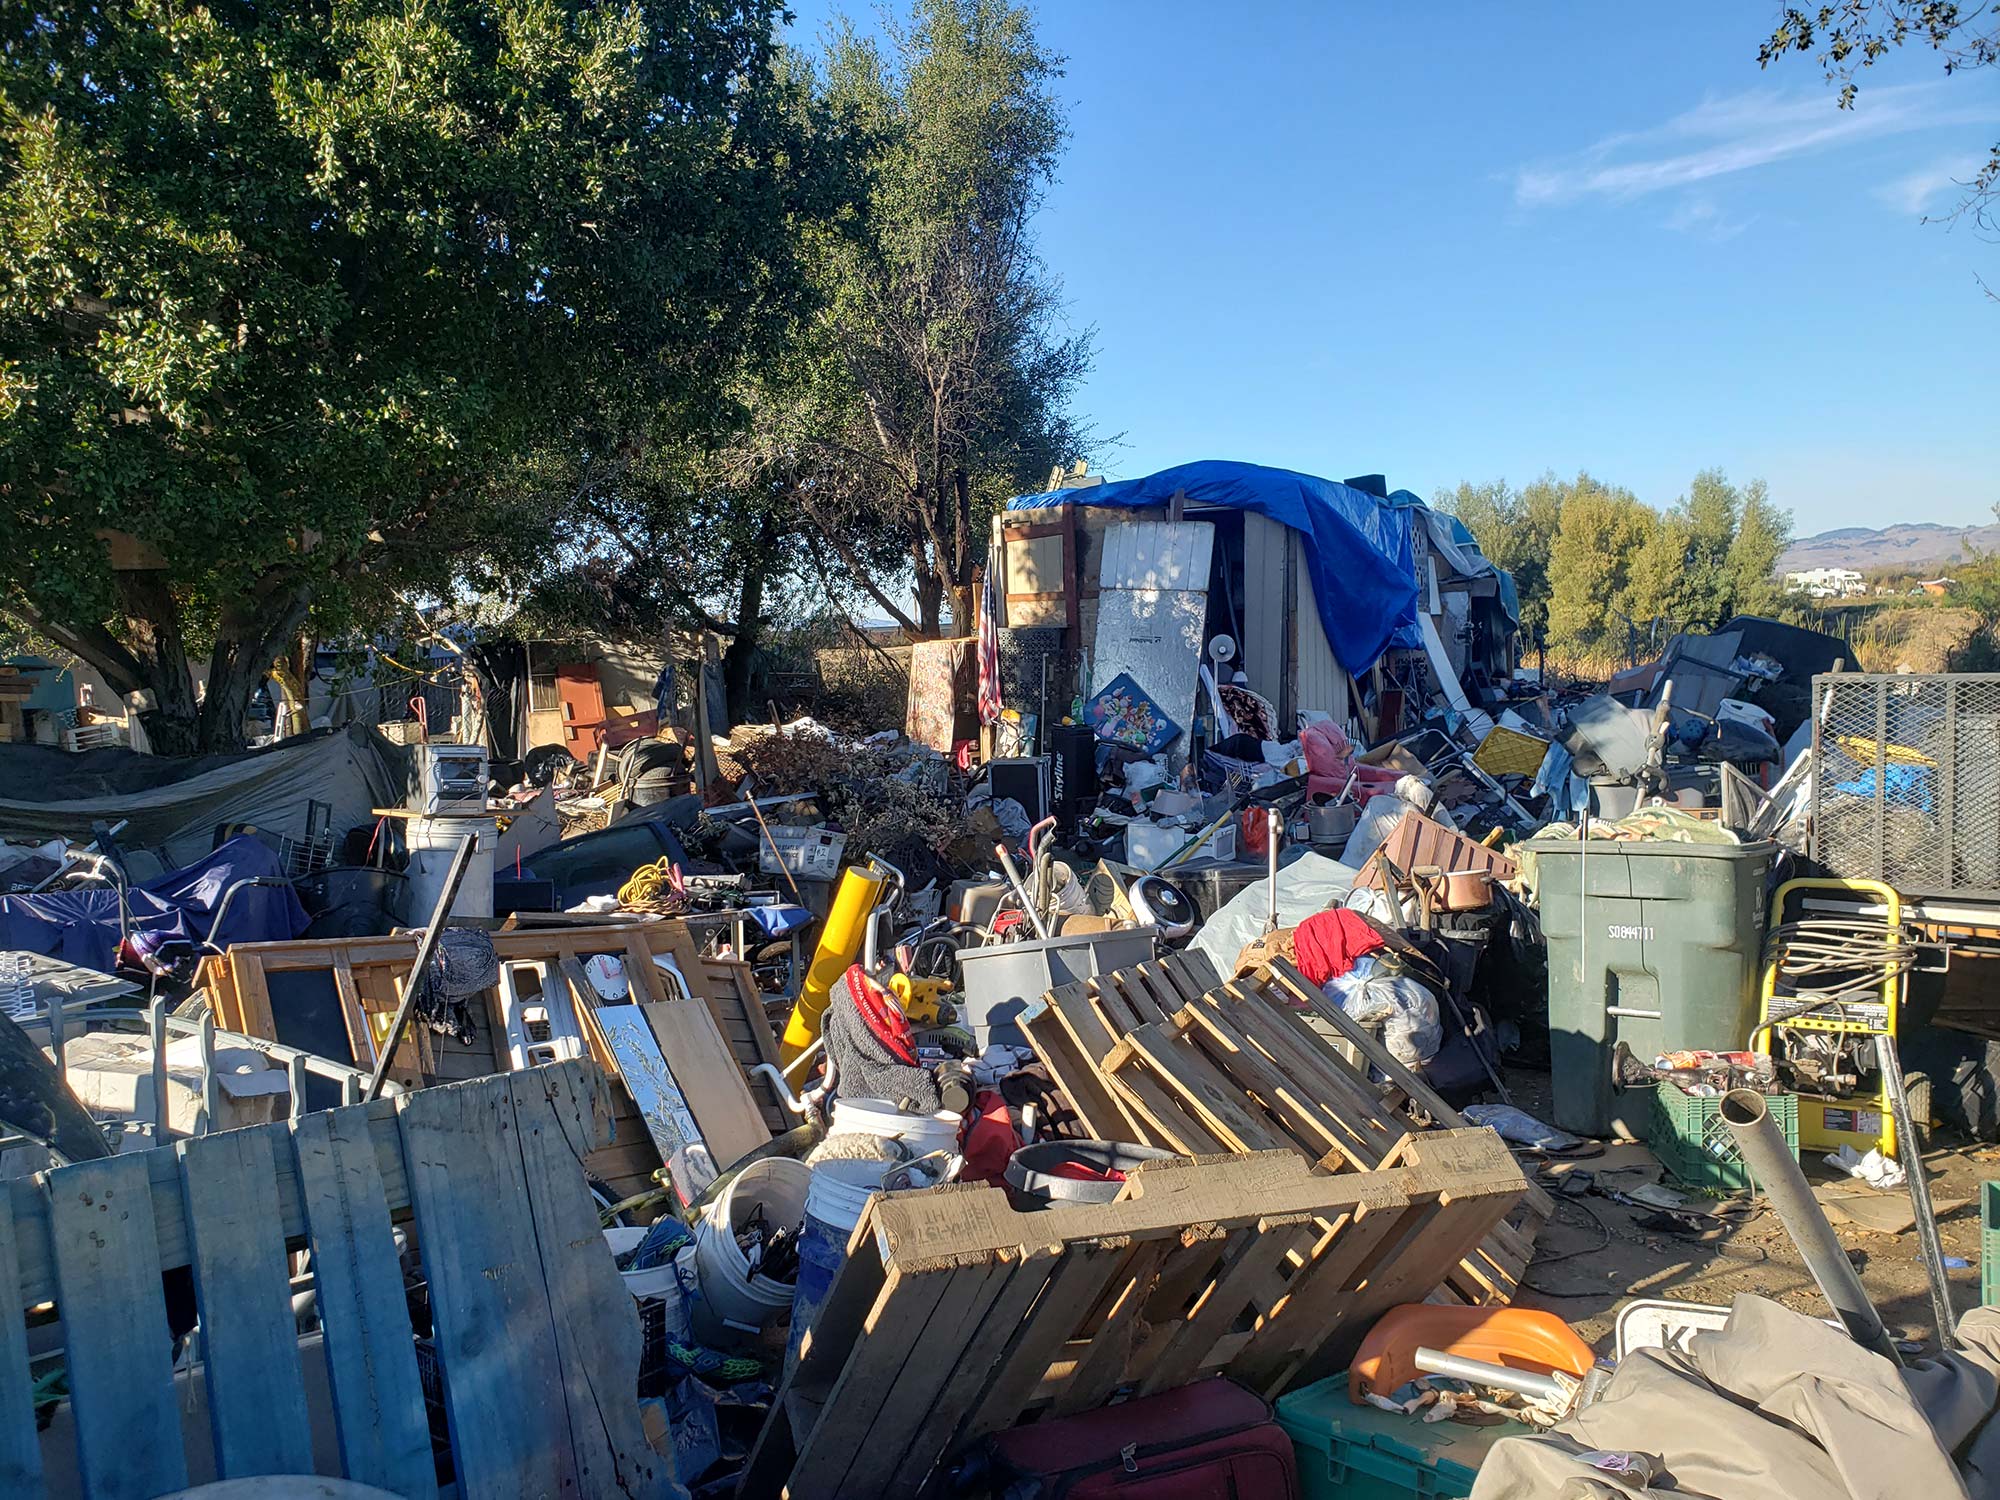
[
  {"x1": 1471, "y1": 1294, "x2": 2000, "y2": 1499},
  {"x1": 0, "y1": 834, "x2": 309, "y2": 973},
  {"x1": 0, "y1": 725, "x2": 405, "y2": 869},
  {"x1": 1010, "y1": 459, "x2": 1420, "y2": 673}
]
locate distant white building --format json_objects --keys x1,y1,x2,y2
[{"x1": 1785, "y1": 567, "x2": 1866, "y2": 598}]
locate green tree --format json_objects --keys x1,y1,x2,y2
[
  {"x1": 783, "y1": 0, "x2": 1092, "y2": 636},
  {"x1": 1725, "y1": 478, "x2": 1792, "y2": 617},
  {"x1": 0, "y1": 0, "x2": 825, "y2": 751},
  {"x1": 1544, "y1": 479, "x2": 1659, "y2": 657}
]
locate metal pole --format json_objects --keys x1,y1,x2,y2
[
  {"x1": 364, "y1": 833, "x2": 476, "y2": 1101},
  {"x1": 1878, "y1": 1034, "x2": 1956, "y2": 1346},
  {"x1": 1413, "y1": 1347, "x2": 1564, "y2": 1404},
  {"x1": 1721, "y1": 1088, "x2": 1900, "y2": 1363}
]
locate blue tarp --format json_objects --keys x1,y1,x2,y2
[
  {"x1": 1010, "y1": 459, "x2": 1420, "y2": 673},
  {"x1": 0, "y1": 835, "x2": 308, "y2": 974}
]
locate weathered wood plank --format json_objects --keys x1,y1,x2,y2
[
  {"x1": 8, "y1": 1095, "x2": 410, "y2": 1307},
  {"x1": 178, "y1": 1125, "x2": 316, "y2": 1478},
  {"x1": 504, "y1": 1068, "x2": 676, "y2": 1498},
  {"x1": 1051, "y1": 1237, "x2": 1172, "y2": 1416},
  {"x1": 0, "y1": 1210, "x2": 42, "y2": 1496},
  {"x1": 642, "y1": 998, "x2": 768, "y2": 1170},
  {"x1": 292, "y1": 1106, "x2": 438, "y2": 1498},
  {"x1": 45, "y1": 1153, "x2": 188, "y2": 1500},
  {"x1": 785, "y1": 1262, "x2": 956, "y2": 1496},
  {"x1": 836, "y1": 1256, "x2": 1013, "y2": 1496},
  {"x1": 397, "y1": 1071, "x2": 571, "y2": 1498}
]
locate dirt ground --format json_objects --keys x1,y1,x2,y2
[{"x1": 1501, "y1": 1065, "x2": 1992, "y2": 1356}]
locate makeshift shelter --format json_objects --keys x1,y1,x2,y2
[
  {"x1": 998, "y1": 459, "x2": 1518, "y2": 742},
  {"x1": 0, "y1": 725, "x2": 405, "y2": 871}
]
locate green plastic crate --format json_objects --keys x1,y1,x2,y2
[
  {"x1": 1982, "y1": 1181, "x2": 2000, "y2": 1307},
  {"x1": 1276, "y1": 1373, "x2": 1532, "y2": 1500},
  {"x1": 1646, "y1": 1087, "x2": 1798, "y2": 1195}
]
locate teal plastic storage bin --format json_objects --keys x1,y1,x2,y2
[
  {"x1": 1537, "y1": 838, "x2": 1775, "y2": 1137},
  {"x1": 1276, "y1": 1374, "x2": 1532, "y2": 1499}
]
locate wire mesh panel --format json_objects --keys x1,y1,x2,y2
[{"x1": 1811, "y1": 673, "x2": 2000, "y2": 898}]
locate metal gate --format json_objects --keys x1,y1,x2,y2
[{"x1": 1811, "y1": 672, "x2": 2000, "y2": 898}]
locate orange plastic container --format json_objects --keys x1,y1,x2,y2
[{"x1": 1348, "y1": 1305, "x2": 1595, "y2": 1403}]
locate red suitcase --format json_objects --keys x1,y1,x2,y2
[{"x1": 973, "y1": 1377, "x2": 1301, "y2": 1498}]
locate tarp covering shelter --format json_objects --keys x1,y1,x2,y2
[
  {"x1": 0, "y1": 725, "x2": 405, "y2": 869},
  {"x1": 0, "y1": 834, "x2": 308, "y2": 973},
  {"x1": 1011, "y1": 459, "x2": 1420, "y2": 673}
]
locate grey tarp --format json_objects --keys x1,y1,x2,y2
[
  {"x1": 0, "y1": 726, "x2": 404, "y2": 869},
  {"x1": 1471, "y1": 1295, "x2": 2000, "y2": 1499}
]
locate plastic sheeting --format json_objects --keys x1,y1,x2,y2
[
  {"x1": 0, "y1": 725, "x2": 404, "y2": 868},
  {"x1": 1188, "y1": 850, "x2": 1359, "y2": 979},
  {"x1": 1010, "y1": 460, "x2": 1419, "y2": 673},
  {"x1": 0, "y1": 834, "x2": 309, "y2": 973}
]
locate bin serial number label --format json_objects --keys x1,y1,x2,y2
[{"x1": 1607, "y1": 923, "x2": 1654, "y2": 941}]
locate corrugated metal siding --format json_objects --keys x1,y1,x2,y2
[
  {"x1": 1295, "y1": 553, "x2": 1350, "y2": 722},
  {"x1": 1240, "y1": 513, "x2": 1290, "y2": 705},
  {"x1": 1095, "y1": 520, "x2": 1213, "y2": 589}
]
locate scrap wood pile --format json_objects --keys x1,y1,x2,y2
[
  {"x1": 741, "y1": 1130, "x2": 1529, "y2": 1500},
  {"x1": 196, "y1": 918, "x2": 790, "y2": 1201},
  {"x1": 1020, "y1": 949, "x2": 1548, "y2": 1306}
]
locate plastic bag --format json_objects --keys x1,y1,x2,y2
[
  {"x1": 1463, "y1": 1103, "x2": 1583, "y2": 1151},
  {"x1": 1325, "y1": 956, "x2": 1442, "y2": 1067}
]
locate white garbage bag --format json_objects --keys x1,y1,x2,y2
[{"x1": 1325, "y1": 956, "x2": 1442, "y2": 1068}]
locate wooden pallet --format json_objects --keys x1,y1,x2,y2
[
  {"x1": 1019, "y1": 950, "x2": 1546, "y2": 1306},
  {"x1": 3, "y1": 1061, "x2": 675, "y2": 1498},
  {"x1": 738, "y1": 1131, "x2": 1527, "y2": 1500}
]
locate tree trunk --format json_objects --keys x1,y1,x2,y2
[
  {"x1": 912, "y1": 532, "x2": 944, "y2": 637},
  {"x1": 111, "y1": 571, "x2": 204, "y2": 755},
  {"x1": 723, "y1": 557, "x2": 771, "y2": 727}
]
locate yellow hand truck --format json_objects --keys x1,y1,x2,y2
[{"x1": 1752, "y1": 877, "x2": 1930, "y2": 1160}]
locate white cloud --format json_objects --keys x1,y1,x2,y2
[
  {"x1": 1876, "y1": 155, "x2": 1984, "y2": 215},
  {"x1": 1664, "y1": 196, "x2": 1752, "y2": 241},
  {"x1": 1511, "y1": 83, "x2": 1998, "y2": 208}
]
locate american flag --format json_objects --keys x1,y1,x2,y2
[{"x1": 976, "y1": 563, "x2": 1003, "y2": 725}]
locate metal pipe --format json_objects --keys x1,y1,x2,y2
[
  {"x1": 1721, "y1": 1088, "x2": 1901, "y2": 1363},
  {"x1": 364, "y1": 832, "x2": 476, "y2": 1101},
  {"x1": 1877, "y1": 1034, "x2": 1956, "y2": 1346},
  {"x1": 994, "y1": 844, "x2": 1051, "y2": 940},
  {"x1": 1412, "y1": 1347, "x2": 1565, "y2": 1404}
]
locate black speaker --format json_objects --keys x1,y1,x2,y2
[
  {"x1": 988, "y1": 756, "x2": 1052, "y2": 825},
  {"x1": 1048, "y1": 724, "x2": 1098, "y2": 819}
]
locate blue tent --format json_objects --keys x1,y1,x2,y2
[{"x1": 1010, "y1": 459, "x2": 1420, "y2": 673}]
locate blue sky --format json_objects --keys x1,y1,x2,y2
[{"x1": 783, "y1": 2, "x2": 1999, "y2": 535}]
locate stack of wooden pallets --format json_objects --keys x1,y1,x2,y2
[
  {"x1": 740, "y1": 1130, "x2": 1528, "y2": 1500},
  {"x1": 1019, "y1": 950, "x2": 1546, "y2": 1306}
]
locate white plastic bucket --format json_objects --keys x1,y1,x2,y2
[
  {"x1": 603, "y1": 1226, "x2": 690, "y2": 1343},
  {"x1": 828, "y1": 1098, "x2": 962, "y2": 1159},
  {"x1": 403, "y1": 816, "x2": 496, "y2": 921},
  {"x1": 690, "y1": 1158, "x2": 810, "y2": 1346},
  {"x1": 805, "y1": 1157, "x2": 890, "y2": 1232}
]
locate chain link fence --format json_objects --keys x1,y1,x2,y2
[{"x1": 1811, "y1": 672, "x2": 2000, "y2": 898}]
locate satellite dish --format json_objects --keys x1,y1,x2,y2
[{"x1": 1208, "y1": 635, "x2": 1237, "y2": 666}]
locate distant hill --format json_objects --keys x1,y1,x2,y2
[{"x1": 1779, "y1": 521, "x2": 2000, "y2": 574}]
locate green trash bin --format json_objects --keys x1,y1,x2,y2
[{"x1": 1538, "y1": 837, "x2": 1775, "y2": 1138}]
